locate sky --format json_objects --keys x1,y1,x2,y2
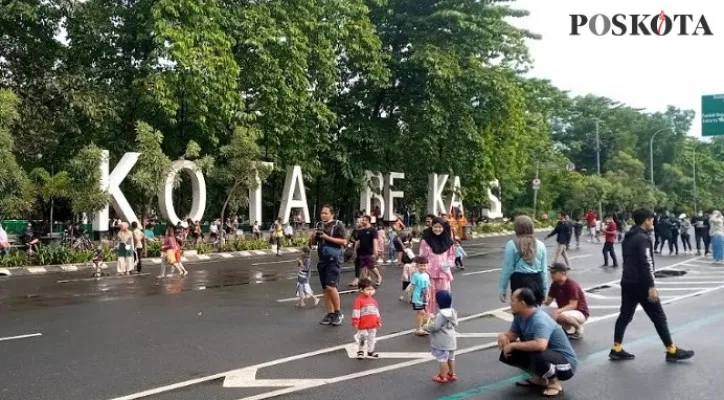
[{"x1": 512, "y1": 0, "x2": 724, "y2": 137}]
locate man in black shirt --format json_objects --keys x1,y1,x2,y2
[
  {"x1": 311, "y1": 204, "x2": 348, "y2": 326},
  {"x1": 546, "y1": 212, "x2": 573, "y2": 268},
  {"x1": 355, "y1": 215, "x2": 380, "y2": 286},
  {"x1": 609, "y1": 208, "x2": 694, "y2": 362},
  {"x1": 691, "y1": 211, "x2": 710, "y2": 256}
]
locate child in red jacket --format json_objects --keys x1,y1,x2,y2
[{"x1": 352, "y1": 278, "x2": 382, "y2": 359}]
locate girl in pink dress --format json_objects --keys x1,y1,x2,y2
[
  {"x1": 419, "y1": 217, "x2": 455, "y2": 314},
  {"x1": 376, "y1": 224, "x2": 387, "y2": 265}
]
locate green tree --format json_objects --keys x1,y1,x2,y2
[
  {"x1": 130, "y1": 121, "x2": 174, "y2": 220},
  {"x1": 66, "y1": 144, "x2": 108, "y2": 214},
  {"x1": 0, "y1": 90, "x2": 34, "y2": 217}
]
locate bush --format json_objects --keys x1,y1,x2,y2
[
  {"x1": 0, "y1": 250, "x2": 29, "y2": 267},
  {"x1": 287, "y1": 236, "x2": 310, "y2": 248},
  {"x1": 196, "y1": 242, "x2": 212, "y2": 255},
  {"x1": 36, "y1": 245, "x2": 74, "y2": 266},
  {"x1": 146, "y1": 240, "x2": 162, "y2": 257}
]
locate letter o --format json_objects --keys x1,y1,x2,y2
[
  {"x1": 653, "y1": 15, "x2": 673, "y2": 35},
  {"x1": 158, "y1": 160, "x2": 207, "y2": 226},
  {"x1": 589, "y1": 14, "x2": 611, "y2": 36}
]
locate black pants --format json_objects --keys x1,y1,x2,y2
[
  {"x1": 354, "y1": 256, "x2": 362, "y2": 279},
  {"x1": 510, "y1": 272, "x2": 544, "y2": 306},
  {"x1": 669, "y1": 233, "x2": 679, "y2": 255},
  {"x1": 602, "y1": 242, "x2": 618, "y2": 266},
  {"x1": 500, "y1": 350, "x2": 574, "y2": 382},
  {"x1": 681, "y1": 234, "x2": 692, "y2": 252},
  {"x1": 455, "y1": 257, "x2": 463, "y2": 267},
  {"x1": 695, "y1": 230, "x2": 710, "y2": 254},
  {"x1": 654, "y1": 233, "x2": 660, "y2": 252},
  {"x1": 135, "y1": 249, "x2": 143, "y2": 273},
  {"x1": 614, "y1": 283, "x2": 673, "y2": 347},
  {"x1": 658, "y1": 237, "x2": 670, "y2": 254}
]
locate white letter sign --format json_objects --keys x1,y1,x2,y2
[
  {"x1": 278, "y1": 165, "x2": 311, "y2": 224},
  {"x1": 360, "y1": 171, "x2": 385, "y2": 219},
  {"x1": 427, "y1": 173, "x2": 449, "y2": 216},
  {"x1": 158, "y1": 160, "x2": 207, "y2": 225},
  {"x1": 93, "y1": 150, "x2": 140, "y2": 232},
  {"x1": 446, "y1": 176, "x2": 463, "y2": 214},
  {"x1": 249, "y1": 162, "x2": 274, "y2": 224},
  {"x1": 384, "y1": 172, "x2": 404, "y2": 221},
  {"x1": 482, "y1": 179, "x2": 503, "y2": 219}
]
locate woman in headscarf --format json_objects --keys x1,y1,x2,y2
[
  {"x1": 498, "y1": 215, "x2": 548, "y2": 305},
  {"x1": 419, "y1": 217, "x2": 456, "y2": 314},
  {"x1": 709, "y1": 210, "x2": 724, "y2": 264},
  {"x1": 116, "y1": 222, "x2": 135, "y2": 275}
]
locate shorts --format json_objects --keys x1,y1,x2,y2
[
  {"x1": 402, "y1": 281, "x2": 411, "y2": 291},
  {"x1": 318, "y1": 259, "x2": 342, "y2": 289},
  {"x1": 431, "y1": 348, "x2": 455, "y2": 362},
  {"x1": 358, "y1": 254, "x2": 376, "y2": 269},
  {"x1": 412, "y1": 303, "x2": 426, "y2": 311},
  {"x1": 560, "y1": 310, "x2": 587, "y2": 325},
  {"x1": 296, "y1": 282, "x2": 313, "y2": 297}
]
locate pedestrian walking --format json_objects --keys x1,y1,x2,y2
[
  {"x1": 131, "y1": 221, "x2": 144, "y2": 273},
  {"x1": 453, "y1": 240, "x2": 467, "y2": 271},
  {"x1": 351, "y1": 278, "x2": 382, "y2": 359},
  {"x1": 709, "y1": 210, "x2": 724, "y2": 264},
  {"x1": 499, "y1": 215, "x2": 548, "y2": 306},
  {"x1": 116, "y1": 222, "x2": 135, "y2": 275},
  {"x1": 601, "y1": 215, "x2": 618, "y2": 267},
  {"x1": 546, "y1": 212, "x2": 572, "y2": 267},
  {"x1": 418, "y1": 217, "x2": 455, "y2": 314},
  {"x1": 311, "y1": 205, "x2": 347, "y2": 326},
  {"x1": 424, "y1": 290, "x2": 458, "y2": 383},
  {"x1": 409, "y1": 256, "x2": 432, "y2": 336},
  {"x1": 295, "y1": 247, "x2": 318, "y2": 307},
  {"x1": 573, "y1": 217, "x2": 583, "y2": 249},
  {"x1": 679, "y1": 214, "x2": 693, "y2": 254},
  {"x1": 691, "y1": 211, "x2": 709, "y2": 256},
  {"x1": 400, "y1": 258, "x2": 416, "y2": 301},
  {"x1": 609, "y1": 208, "x2": 694, "y2": 362},
  {"x1": 656, "y1": 215, "x2": 673, "y2": 254}
]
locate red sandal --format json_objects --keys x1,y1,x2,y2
[
  {"x1": 432, "y1": 375, "x2": 449, "y2": 383},
  {"x1": 447, "y1": 374, "x2": 458, "y2": 381}
]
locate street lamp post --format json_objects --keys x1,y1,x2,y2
[
  {"x1": 649, "y1": 127, "x2": 673, "y2": 187},
  {"x1": 693, "y1": 146, "x2": 698, "y2": 215}
]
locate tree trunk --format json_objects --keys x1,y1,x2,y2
[{"x1": 220, "y1": 181, "x2": 242, "y2": 227}]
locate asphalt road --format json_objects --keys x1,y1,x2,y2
[{"x1": 0, "y1": 234, "x2": 721, "y2": 400}]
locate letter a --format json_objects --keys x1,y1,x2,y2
[
  {"x1": 427, "y1": 174, "x2": 449, "y2": 216},
  {"x1": 278, "y1": 166, "x2": 311, "y2": 224},
  {"x1": 446, "y1": 176, "x2": 463, "y2": 214}
]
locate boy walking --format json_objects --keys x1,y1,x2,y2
[{"x1": 424, "y1": 290, "x2": 459, "y2": 383}]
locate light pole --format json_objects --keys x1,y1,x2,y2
[
  {"x1": 595, "y1": 121, "x2": 602, "y2": 219},
  {"x1": 693, "y1": 145, "x2": 698, "y2": 215},
  {"x1": 649, "y1": 127, "x2": 673, "y2": 187}
]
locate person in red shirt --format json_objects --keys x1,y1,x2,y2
[
  {"x1": 602, "y1": 215, "x2": 619, "y2": 267},
  {"x1": 544, "y1": 262, "x2": 589, "y2": 339},
  {"x1": 351, "y1": 278, "x2": 382, "y2": 359}
]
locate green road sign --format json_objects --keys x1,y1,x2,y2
[{"x1": 702, "y1": 94, "x2": 724, "y2": 136}]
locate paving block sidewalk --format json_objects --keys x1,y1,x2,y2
[{"x1": 0, "y1": 230, "x2": 541, "y2": 278}]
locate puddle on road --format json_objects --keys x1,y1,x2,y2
[
  {"x1": 655, "y1": 269, "x2": 687, "y2": 278},
  {"x1": 586, "y1": 284, "x2": 611, "y2": 293}
]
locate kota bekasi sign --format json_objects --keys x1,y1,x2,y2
[{"x1": 92, "y1": 150, "x2": 503, "y2": 232}]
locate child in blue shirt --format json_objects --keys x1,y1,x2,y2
[
  {"x1": 409, "y1": 256, "x2": 431, "y2": 336},
  {"x1": 454, "y1": 241, "x2": 467, "y2": 271}
]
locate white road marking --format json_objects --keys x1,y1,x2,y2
[
  {"x1": 343, "y1": 345, "x2": 429, "y2": 359},
  {"x1": 0, "y1": 333, "x2": 42, "y2": 342},
  {"x1": 197, "y1": 255, "x2": 211, "y2": 260},
  {"x1": 285, "y1": 248, "x2": 300, "y2": 253},
  {"x1": 253, "y1": 250, "x2": 268, "y2": 256},
  {"x1": 455, "y1": 332, "x2": 500, "y2": 338},
  {"x1": 252, "y1": 260, "x2": 295, "y2": 266},
  {"x1": 654, "y1": 287, "x2": 713, "y2": 291},
  {"x1": 462, "y1": 268, "x2": 501, "y2": 276},
  {"x1": 180, "y1": 257, "x2": 189, "y2": 262},
  {"x1": 491, "y1": 310, "x2": 513, "y2": 322},
  {"x1": 276, "y1": 289, "x2": 358, "y2": 303},
  {"x1": 26, "y1": 267, "x2": 47, "y2": 274},
  {"x1": 220, "y1": 253, "x2": 233, "y2": 259},
  {"x1": 568, "y1": 254, "x2": 592, "y2": 260},
  {"x1": 107, "y1": 256, "x2": 710, "y2": 400},
  {"x1": 656, "y1": 281, "x2": 724, "y2": 285}
]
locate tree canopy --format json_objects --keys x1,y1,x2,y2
[{"x1": 0, "y1": 0, "x2": 715, "y2": 224}]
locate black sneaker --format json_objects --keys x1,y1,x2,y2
[
  {"x1": 609, "y1": 348, "x2": 636, "y2": 361},
  {"x1": 319, "y1": 313, "x2": 333, "y2": 325},
  {"x1": 331, "y1": 312, "x2": 344, "y2": 326},
  {"x1": 666, "y1": 347, "x2": 695, "y2": 362},
  {"x1": 367, "y1": 352, "x2": 379, "y2": 358},
  {"x1": 356, "y1": 351, "x2": 365, "y2": 360}
]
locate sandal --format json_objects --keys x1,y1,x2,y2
[
  {"x1": 356, "y1": 351, "x2": 365, "y2": 359},
  {"x1": 447, "y1": 373, "x2": 458, "y2": 381},
  {"x1": 515, "y1": 379, "x2": 544, "y2": 388},
  {"x1": 542, "y1": 386, "x2": 564, "y2": 397},
  {"x1": 432, "y1": 375, "x2": 449, "y2": 383},
  {"x1": 414, "y1": 330, "x2": 429, "y2": 336}
]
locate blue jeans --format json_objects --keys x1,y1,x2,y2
[{"x1": 712, "y1": 234, "x2": 724, "y2": 261}]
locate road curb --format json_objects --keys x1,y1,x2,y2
[{"x1": 0, "y1": 229, "x2": 551, "y2": 277}]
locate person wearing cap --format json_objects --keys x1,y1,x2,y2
[{"x1": 544, "y1": 262, "x2": 589, "y2": 340}]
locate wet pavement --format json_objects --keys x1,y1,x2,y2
[{"x1": 1, "y1": 235, "x2": 721, "y2": 400}]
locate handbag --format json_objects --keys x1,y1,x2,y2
[{"x1": 166, "y1": 251, "x2": 177, "y2": 264}]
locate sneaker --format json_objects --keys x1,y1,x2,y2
[
  {"x1": 331, "y1": 312, "x2": 344, "y2": 326},
  {"x1": 319, "y1": 313, "x2": 334, "y2": 325},
  {"x1": 609, "y1": 348, "x2": 635, "y2": 361},
  {"x1": 356, "y1": 351, "x2": 365, "y2": 360},
  {"x1": 367, "y1": 352, "x2": 379, "y2": 358},
  {"x1": 666, "y1": 347, "x2": 695, "y2": 362}
]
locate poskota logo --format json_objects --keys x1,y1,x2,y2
[{"x1": 570, "y1": 11, "x2": 713, "y2": 36}]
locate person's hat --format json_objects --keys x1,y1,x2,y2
[
  {"x1": 548, "y1": 262, "x2": 569, "y2": 272},
  {"x1": 679, "y1": 213, "x2": 687, "y2": 219}
]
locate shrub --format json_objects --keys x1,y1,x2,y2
[
  {"x1": 146, "y1": 240, "x2": 162, "y2": 257},
  {"x1": 196, "y1": 242, "x2": 212, "y2": 255},
  {"x1": 0, "y1": 250, "x2": 29, "y2": 267}
]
